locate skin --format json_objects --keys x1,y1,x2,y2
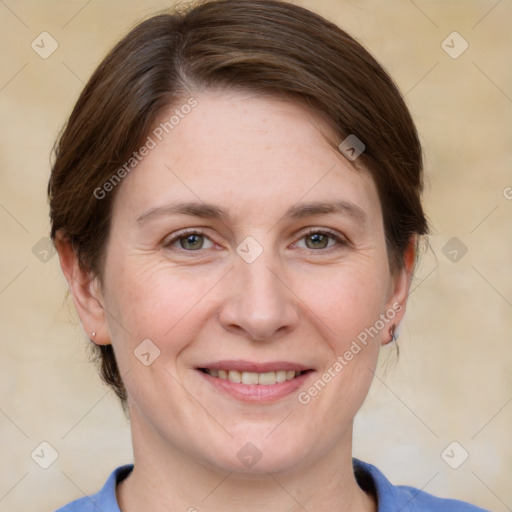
[{"x1": 57, "y1": 90, "x2": 415, "y2": 512}]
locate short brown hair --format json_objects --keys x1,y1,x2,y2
[{"x1": 49, "y1": 0, "x2": 428, "y2": 407}]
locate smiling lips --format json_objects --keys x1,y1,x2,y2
[
  {"x1": 197, "y1": 360, "x2": 313, "y2": 398},
  {"x1": 201, "y1": 368, "x2": 304, "y2": 385}
]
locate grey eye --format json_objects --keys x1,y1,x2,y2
[
  {"x1": 304, "y1": 233, "x2": 330, "y2": 249},
  {"x1": 180, "y1": 234, "x2": 205, "y2": 250}
]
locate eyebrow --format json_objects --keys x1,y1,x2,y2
[
  {"x1": 136, "y1": 199, "x2": 367, "y2": 225},
  {"x1": 284, "y1": 200, "x2": 367, "y2": 223},
  {"x1": 137, "y1": 201, "x2": 227, "y2": 224}
]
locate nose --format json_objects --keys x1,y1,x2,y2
[{"x1": 218, "y1": 253, "x2": 300, "y2": 342}]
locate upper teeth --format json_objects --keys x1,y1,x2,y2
[{"x1": 206, "y1": 369, "x2": 301, "y2": 385}]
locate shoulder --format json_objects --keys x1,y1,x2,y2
[
  {"x1": 353, "y1": 458, "x2": 490, "y2": 512},
  {"x1": 393, "y1": 484, "x2": 490, "y2": 512},
  {"x1": 54, "y1": 465, "x2": 133, "y2": 512}
]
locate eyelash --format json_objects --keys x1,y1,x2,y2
[
  {"x1": 297, "y1": 227, "x2": 348, "y2": 253},
  {"x1": 163, "y1": 228, "x2": 212, "y2": 253},
  {"x1": 163, "y1": 227, "x2": 347, "y2": 255}
]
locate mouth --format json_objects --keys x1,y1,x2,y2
[
  {"x1": 196, "y1": 361, "x2": 314, "y2": 402},
  {"x1": 198, "y1": 368, "x2": 308, "y2": 385}
]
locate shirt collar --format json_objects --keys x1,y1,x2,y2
[{"x1": 94, "y1": 459, "x2": 409, "y2": 512}]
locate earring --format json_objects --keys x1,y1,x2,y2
[
  {"x1": 90, "y1": 331, "x2": 97, "y2": 343},
  {"x1": 389, "y1": 325, "x2": 397, "y2": 343}
]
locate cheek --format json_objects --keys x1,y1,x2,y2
[
  {"x1": 292, "y1": 265, "x2": 386, "y2": 426},
  {"x1": 294, "y1": 259, "x2": 390, "y2": 346},
  {"x1": 102, "y1": 254, "x2": 223, "y2": 355}
]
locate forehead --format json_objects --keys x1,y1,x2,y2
[{"x1": 111, "y1": 90, "x2": 380, "y2": 223}]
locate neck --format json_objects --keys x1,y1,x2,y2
[{"x1": 117, "y1": 413, "x2": 376, "y2": 512}]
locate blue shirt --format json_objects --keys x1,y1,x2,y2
[{"x1": 55, "y1": 459, "x2": 489, "y2": 511}]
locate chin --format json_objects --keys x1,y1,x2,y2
[
  {"x1": 197, "y1": 426, "x2": 312, "y2": 476},
  {"x1": 207, "y1": 448, "x2": 306, "y2": 477}
]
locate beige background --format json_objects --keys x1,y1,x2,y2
[{"x1": 1, "y1": 1, "x2": 511, "y2": 511}]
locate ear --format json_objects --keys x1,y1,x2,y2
[
  {"x1": 382, "y1": 236, "x2": 417, "y2": 345},
  {"x1": 55, "y1": 231, "x2": 110, "y2": 345}
]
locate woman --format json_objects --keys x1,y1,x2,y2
[{"x1": 49, "y1": 0, "x2": 488, "y2": 510}]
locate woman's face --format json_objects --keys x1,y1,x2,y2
[{"x1": 87, "y1": 90, "x2": 410, "y2": 474}]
